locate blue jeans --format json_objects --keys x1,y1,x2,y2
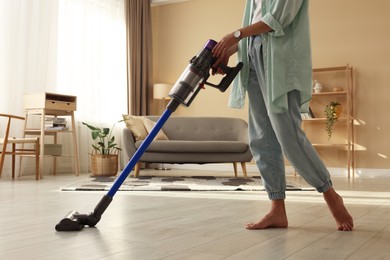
[{"x1": 247, "y1": 36, "x2": 332, "y2": 200}]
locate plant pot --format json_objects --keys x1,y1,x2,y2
[
  {"x1": 334, "y1": 104, "x2": 342, "y2": 118},
  {"x1": 91, "y1": 154, "x2": 118, "y2": 176}
]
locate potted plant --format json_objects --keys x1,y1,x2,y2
[
  {"x1": 324, "y1": 101, "x2": 342, "y2": 139},
  {"x1": 82, "y1": 121, "x2": 122, "y2": 176}
]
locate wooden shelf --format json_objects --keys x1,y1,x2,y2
[
  {"x1": 313, "y1": 66, "x2": 348, "y2": 72},
  {"x1": 24, "y1": 129, "x2": 73, "y2": 134},
  {"x1": 312, "y1": 91, "x2": 347, "y2": 96},
  {"x1": 312, "y1": 143, "x2": 349, "y2": 150},
  {"x1": 302, "y1": 65, "x2": 354, "y2": 178},
  {"x1": 302, "y1": 117, "x2": 348, "y2": 122},
  {"x1": 23, "y1": 92, "x2": 80, "y2": 176}
]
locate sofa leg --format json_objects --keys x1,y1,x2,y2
[
  {"x1": 134, "y1": 162, "x2": 141, "y2": 177},
  {"x1": 233, "y1": 162, "x2": 238, "y2": 177},
  {"x1": 240, "y1": 162, "x2": 248, "y2": 178}
]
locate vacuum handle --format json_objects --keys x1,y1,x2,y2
[{"x1": 205, "y1": 62, "x2": 243, "y2": 92}]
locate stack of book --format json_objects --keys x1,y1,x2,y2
[
  {"x1": 45, "y1": 117, "x2": 68, "y2": 130},
  {"x1": 300, "y1": 108, "x2": 315, "y2": 119}
]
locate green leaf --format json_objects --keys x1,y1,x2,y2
[
  {"x1": 82, "y1": 122, "x2": 99, "y2": 131},
  {"x1": 92, "y1": 144, "x2": 100, "y2": 152},
  {"x1": 91, "y1": 130, "x2": 100, "y2": 140},
  {"x1": 108, "y1": 136, "x2": 115, "y2": 145},
  {"x1": 108, "y1": 142, "x2": 118, "y2": 147}
]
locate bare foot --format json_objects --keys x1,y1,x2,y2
[
  {"x1": 246, "y1": 200, "x2": 288, "y2": 230},
  {"x1": 323, "y1": 188, "x2": 354, "y2": 231}
]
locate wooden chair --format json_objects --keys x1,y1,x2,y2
[{"x1": 0, "y1": 114, "x2": 40, "y2": 180}]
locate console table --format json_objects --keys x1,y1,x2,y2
[{"x1": 23, "y1": 92, "x2": 80, "y2": 176}]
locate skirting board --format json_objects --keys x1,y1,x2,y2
[
  {"x1": 8, "y1": 163, "x2": 390, "y2": 178},
  {"x1": 152, "y1": 163, "x2": 390, "y2": 178}
]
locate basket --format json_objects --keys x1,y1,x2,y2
[{"x1": 91, "y1": 153, "x2": 118, "y2": 176}]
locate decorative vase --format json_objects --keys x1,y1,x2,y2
[
  {"x1": 91, "y1": 154, "x2": 118, "y2": 176},
  {"x1": 313, "y1": 80, "x2": 323, "y2": 93}
]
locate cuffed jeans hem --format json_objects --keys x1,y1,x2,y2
[
  {"x1": 268, "y1": 192, "x2": 286, "y2": 200},
  {"x1": 316, "y1": 179, "x2": 333, "y2": 193}
]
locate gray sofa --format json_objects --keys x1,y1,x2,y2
[{"x1": 122, "y1": 116, "x2": 253, "y2": 177}]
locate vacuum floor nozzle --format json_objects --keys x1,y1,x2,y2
[
  {"x1": 56, "y1": 195, "x2": 112, "y2": 231},
  {"x1": 55, "y1": 211, "x2": 87, "y2": 231}
]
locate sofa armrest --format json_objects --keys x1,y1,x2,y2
[
  {"x1": 234, "y1": 119, "x2": 249, "y2": 143},
  {"x1": 122, "y1": 127, "x2": 137, "y2": 162}
]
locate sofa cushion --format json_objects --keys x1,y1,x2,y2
[
  {"x1": 135, "y1": 140, "x2": 248, "y2": 153},
  {"x1": 142, "y1": 117, "x2": 169, "y2": 140},
  {"x1": 122, "y1": 114, "x2": 148, "y2": 141}
]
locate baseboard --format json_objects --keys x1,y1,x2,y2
[
  {"x1": 353, "y1": 168, "x2": 390, "y2": 178},
  {"x1": 8, "y1": 162, "x2": 389, "y2": 178},
  {"x1": 163, "y1": 163, "x2": 390, "y2": 178}
]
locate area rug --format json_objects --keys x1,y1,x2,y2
[{"x1": 60, "y1": 176, "x2": 315, "y2": 192}]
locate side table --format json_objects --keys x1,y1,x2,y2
[{"x1": 23, "y1": 92, "x2": 80, "y2": 176}]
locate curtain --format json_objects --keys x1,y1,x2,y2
[
  {"x1": 57, "y1": 0, "x2": 127, "y2": 173},
  {"x1": 0, "y1": 0, "x2": 127, "y2": 176},
  {"x1": 125, "y1": 0, "x2": 153, "y2": 116},
  {"x1": 0, "y1": 0, "x2": 126, "y2": 123},
  {"x1": 0, "y1": 0, "x2": 59, "y2": 116},
  {"x1": 57, "y1": 0, "x2": 127, "y2": 124},
  {"x1": 0, "y1": 0, "x2": 59, "y2": 176}
]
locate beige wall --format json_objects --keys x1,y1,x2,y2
[
  {"x1": 151, "y1": 0, "x2": 390, "y2": 170},
  {"x1": 151, "y1": 0, "x2": 247, "y2": 118}
]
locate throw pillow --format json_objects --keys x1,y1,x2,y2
[
  {"x1": 142, "y1": 117, "x2": 169, "y2": 140},
  {"x1": 122, "y1": 114, "x2": 148, "y2": 141}
]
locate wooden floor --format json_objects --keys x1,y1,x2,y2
[{"x1": 1, "y1": 169, "x2": 390, "y2": 260}]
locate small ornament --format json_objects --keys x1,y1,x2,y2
[{"x1": 313, "y1": 80, "x2": 323, "y2": 93}]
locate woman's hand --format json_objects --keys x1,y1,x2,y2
[
  {"x1": 212, "y1": 32, "x2": 239, "y2": 60},
  {"x1": 212, "y1": 33, "x2": 239, "y2": 75},
  {"x1": 212, "y1": 54, "x2": 230, "y2": 75}
]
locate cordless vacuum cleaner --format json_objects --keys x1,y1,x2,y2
[{"x1": 55, "y1": 39, "x2": 243, "y2": 231}]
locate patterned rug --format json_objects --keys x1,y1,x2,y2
[{"x1": 60, "y1": 176, "x2": 315, "y2": 192}]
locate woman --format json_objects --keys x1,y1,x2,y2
[{"x1": 212, "y1": 0, "x2": 353, "y2": 231}]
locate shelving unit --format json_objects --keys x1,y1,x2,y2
[
  {"x1": 302, "y1": 65, "x2": 354, "y2": 178},
  {"x1": 23, "y1": 92, "x2": 80, "y2": 177}
]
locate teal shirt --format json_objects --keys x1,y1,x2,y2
[{"x1": 229, "y1": 0, "x2": 312, "y2": 113}]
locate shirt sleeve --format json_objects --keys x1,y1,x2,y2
[{"x1": 261, "y1": 0, "x2": 305, "y2": 37}]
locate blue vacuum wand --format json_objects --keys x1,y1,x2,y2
[{"x1": 55, "y1": 39, "x2": 243, "y2": 231}]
